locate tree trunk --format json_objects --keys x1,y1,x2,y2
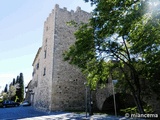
[
  {"x1": 132, "y1": 93, "x2": 145, "y2": 114},
  {"x1": 120, "y1": 62, "x2": 145, "y2": 114}
]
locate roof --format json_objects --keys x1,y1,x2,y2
[
  {"x1": 25, "y1": 80, "x2": 32, "y2": 88},
  {"x1": 32, "y1": 47, "x2": 42, "y2": 66}
]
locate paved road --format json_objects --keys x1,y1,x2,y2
[
  {"x1": 0, "y1": 106, "x2": 48, "y2": 119},
  {"x1": 0, "y1": 106, "x2": 126, "y2": 120}
]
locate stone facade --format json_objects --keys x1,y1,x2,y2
[
  {"x1": 25, "y1": 80, "x2": 33, "y2": 103},
  {"x1": 27, "y1": 4, "x2": 160, "y2": 115},
  {"x1": 27, "y1": 4, "x2": 138, "y2": 112},
  {"x1": 30, "y1": 4, "x2": 91, "y2": 111}
]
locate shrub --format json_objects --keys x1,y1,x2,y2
[{"x1": 120, "y1": 105, "x2": 154, "y2": 114}]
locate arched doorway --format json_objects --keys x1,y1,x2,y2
[{"x1": 101, "y1": 93, "x2": 135, "y2": 114}]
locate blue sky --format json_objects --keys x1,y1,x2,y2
[{"x1": 0, "y1": 0, "x2": 93, "y2": 92}]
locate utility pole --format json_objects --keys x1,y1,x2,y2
[
  {"x1": 89, "y1": 81, "x2": 93, "y2": 116},
  {"x1": 84, "y1": 82, "x2": 88, "y2": 118}
]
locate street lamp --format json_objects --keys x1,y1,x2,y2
[{"x1": 112, "y1": 79, "x2": 118, "y2": 117}]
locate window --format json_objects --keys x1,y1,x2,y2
[
  {"x1": 32, "y1": 71, "x2": 34, "y2": 77},
  {"x1": 36, "y1": 63, "x2": 39, "y2": 69},
  {"x1": 46, "y1": 38, "x2": 47, "y2": 44},
  {"x1": 46, "y1": 26, "x2": 48, "y2": 31},
  {"x1": 32, "y1": 68, "x2": 36, "y2": 76},
  {"x1": 43, "y1": 67, "x2": 46, "y2": 76},
  {"x1": 44, "y1": 50, "x2": 47, "y2": 58},
  {"x1": 45, "y1": 39, "x2": 47, "y2": 47}
]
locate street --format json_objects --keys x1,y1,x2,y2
[
  {"x1": 0, "y1": 106, "x2": 125, "y2": 120},
  {"x1": 0, "y1": 106, "x2": 49, "y2": 119}
]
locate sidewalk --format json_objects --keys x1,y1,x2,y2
[{"x1": 19, "y1": 112, "x2": 125, "y2": 120}]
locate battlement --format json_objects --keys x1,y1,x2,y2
[
  {"x1": 44, "y1": 4, "x2": 91, "y2": 23},
  {"x1": 53, "y1": 4, "x2": 83, "y2": 13}
]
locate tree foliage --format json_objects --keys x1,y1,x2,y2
[
  {"x1": 64, "y1": 0, "x2": 160, "y2": 114},
  {"x1": 12, "y1": 78, "x2": 16, "y2": 86},
  {"x1": 4, "y1": 84, "x2": 8, "y2": 93},
  {"x1": 15, "y1": 73, "x2": 24, "y2": 102},
  {"x1": 1, "y1": 73, "x2": 25, "y2": 102},
  {"x1": 8, "y1": 85, "x2": 16, "y2": 100},
  {"x1": 18, "y1": 73, "x2": 24, "y2": 102}
]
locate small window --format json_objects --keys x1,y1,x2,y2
[
  {"x1": 45, "y1": 39, "x2": 47, "y2": 47},
  {"x1": 46, "y1": 26, "x2": 48, "y2": 31},
  {"x1": 32, "y1": 71, "x2": 34, "y2": 76},
  {"x1": 36, "y1": 63, "x2": 39, "y2": 69},
  {"x1": 32, "y1": 68, "x2": 36, "y2": 76},
  {"x1": 44, "y1": 50, "x2": 47, "y2": 58},
  {"x1": 43, "y1": 67, "x2": 46, "y2": 76}
]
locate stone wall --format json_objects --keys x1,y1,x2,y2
[
  {"x1": 30, "y1": 5, "x2": 160, "y2": 114},
  {"x1": 96, "y1": 83, "x2": 113, "y2": 110},
  {"x1": 51, "y1": 5, "x2": 91, "y2": 111},
  {"x1": 30, "y1": 4, "x2": 139, "y2": 113},
  {"x1": 32, "y1": 7, "x2": 55, "y2": 111},
  {"x1": 31, "y1": 4, "x2": 91, "y2": 111}
]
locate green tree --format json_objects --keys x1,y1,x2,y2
[
  {"x1": 9, "y1": 79, "x2": 17, "y2": 101},
  {"x1": 64, "y1": 0, "x2": 160, "y2": 114},
  {"x1": 16, "y1": 73, "x2": 24, "y2": 102},
  {"x1": 16, "y1": 76, "x2": 20, "y2": 84},
  {"x1": 12, "y1": 78, "x2": 16, "y2": 86},
  {"x1": 1, "y1": 92, "x2": 8, "y2": 100},
  {"x1": 8, "y1": 85, "x2": 16, "y2": 100},
  {"x1": 4, "y1": 84, "x2": 8, "y2": 93}
]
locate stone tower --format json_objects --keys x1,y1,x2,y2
[{"x1": 31, "y1": 4, "x2": 91, "y2": 111}]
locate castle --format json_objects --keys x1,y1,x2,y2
[
  {"x1": 25, "y1": 4, "x2": 120, "y2": 112},
  {"x1": 25, "y1": 4, "x2": 160, "y2": 114},
  {"x1": 26, "y1": 4, "x2": 92, "y2": 111}
]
